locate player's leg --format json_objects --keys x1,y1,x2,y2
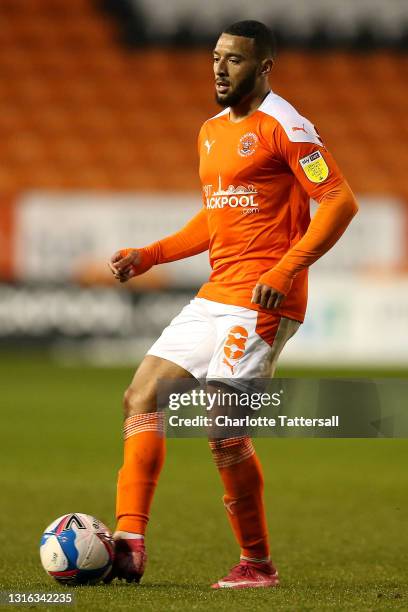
[
  {"x1": 205, "y1": 304, "x2": 299, "y2": 588},
  {"x1": 113, "y1": 299, "x2": 215, "y2": 582},
  {"x1": 116, "y1": 355, "x2": 193, "y2": 535},
  {"x1": 113, "y1": 355, "x2": 193, "y2": 583},
  {"x1": 209, "y1": 435, "x2": 278, "y2": 588}
]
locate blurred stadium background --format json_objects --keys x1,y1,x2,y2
[{"x1": 0, "y1": 0, "x2": 407, "y2": 370}]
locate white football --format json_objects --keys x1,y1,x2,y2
[{"x1": 40, "y1": 513, "x2": 114, "y2": 584}]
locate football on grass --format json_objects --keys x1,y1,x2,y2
[{"x1": 40, "y1": 513, "x2": 114, "y2": 584}]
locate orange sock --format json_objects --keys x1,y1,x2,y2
[
  {"x1": 116, "y1": 412, "x2": 165, "y2": 535},
  {"x1": 209, "y1": 437, "x2": 270, "y2": 560}
]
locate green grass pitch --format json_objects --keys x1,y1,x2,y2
[{"x1": 1, "y1": 353, "x2": 407, "y2": 611}]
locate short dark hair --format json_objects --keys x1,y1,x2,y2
[{"x1": 223, "y1": 20, "x2": 277, "y2": 60}]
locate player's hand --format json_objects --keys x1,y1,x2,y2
[
  {"x1": 251, "y1": 283, "x2": 285, "y2": 309},
  {"x1": 108, "y1": 248, "x2": 141, "y2": 283}
]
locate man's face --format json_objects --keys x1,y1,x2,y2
[{"x1": 213, "y1": 33, "x2": 260, "y2": 107}]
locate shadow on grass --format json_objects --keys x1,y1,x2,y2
[{"x1": 107, "y1": 582, "x2": 212, "y2": 591}]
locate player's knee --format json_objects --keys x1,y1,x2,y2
[
  {"x1": 123, "y1": 385, "x2": 156, "y2": 417},
  {"x1": 123, "y1": 386, "x2": 141, "y2": 417}
]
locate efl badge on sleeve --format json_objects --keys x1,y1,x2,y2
[{"x1": 299, "y1": 150, "x2": 329, "y2": 183}]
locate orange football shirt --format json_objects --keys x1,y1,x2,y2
[{"x1": 196, "y1": 90, "x2": 345, "y2": 322}]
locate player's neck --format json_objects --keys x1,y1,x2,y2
[{"x1": 229, "y1": 88, "x2": 270, "y2": 123}]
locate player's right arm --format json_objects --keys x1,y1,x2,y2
[{"x1": 109, "y1": 208, "x2": 209, "y2": 283}]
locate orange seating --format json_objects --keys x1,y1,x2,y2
[{"x1": 0, "y1": 1, "x2": 406, "y2": 196}]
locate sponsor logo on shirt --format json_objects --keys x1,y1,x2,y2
[
  {"x1": 204, "y1": 175, "x2": 259, "y2": 212},
  {"x1": 238, "y1": 132, "x2": 258, "y2": 157}
]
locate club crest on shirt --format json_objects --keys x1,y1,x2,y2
[
  {"x1": 238, "y1": 132, "x2": 258, "y2": 157},
  {"x1": 299, "y1": 150, "x2": 329, "y2": 183}
]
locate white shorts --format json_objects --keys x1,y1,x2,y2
[{"x1": 147, "y1": 298, "x2": 300, "y2": 385}]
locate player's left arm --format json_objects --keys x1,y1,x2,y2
[{"x1": 252, "y1": 124, "x2": 358, "y2": 309}]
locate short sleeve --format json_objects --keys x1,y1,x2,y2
[{"x1": 272, "y1": 122, "x2": 344, "y2": 201}]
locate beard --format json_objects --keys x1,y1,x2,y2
[{"x1": 215, "y1": 68, "x2": 258, "y2": 108}]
